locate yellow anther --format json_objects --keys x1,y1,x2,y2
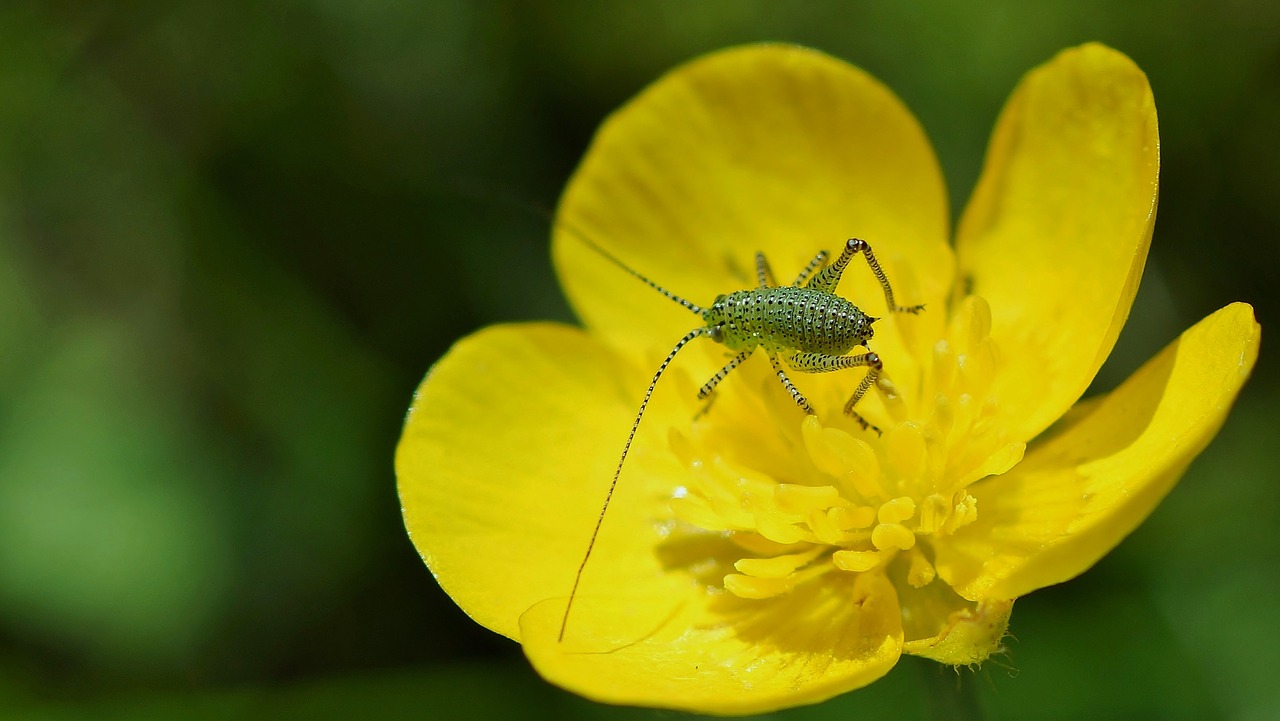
[
  {"x1": 877, "y1": 496, "x2": 916, "y2": 524},
  {"x1": 808, "y1": 508, "x2": 845, "y2": 545},
  {"x1": 832, "y1": 549, "x2": 889, "y2": 573},
  {"x1": 872, "y1": 522, "x2": 916, "y2": 551},
  {"x1": 734, "y1": 548, "x2": 821, "y2": 579},
  {"x1": 774, "y1": 484, "x2": 840, "y2": 514},
  {"x1": 754, "y1": 511, "x2": 806, "y2": 545},
  {"x1": 723, "y1": 573, "x2": 796, "y2": 599},
  {"x1": 729, "y1": 533, "x2": 794, "y2": 556},
  {"x1": 831, "y1": 505, "x2": 876, "y2": 530}
]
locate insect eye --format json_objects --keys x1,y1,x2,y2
[{"x1": 707, "y1": 325, "x2": 724, "y2": 343}]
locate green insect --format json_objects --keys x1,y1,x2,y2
[{"x1": 557, "y1": 231, "x2": 923, "y2": 641}]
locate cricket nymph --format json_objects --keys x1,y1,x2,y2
[
  {"x1": 703, "y1": 286, "x2": 877, "y2": 357},
  {"x1": 555, "y1": 232, "x2": 922, "y2": 642}
]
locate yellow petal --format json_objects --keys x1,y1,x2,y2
[
  {"x1": 955, "y1": 43, "x2": 1160, "y2": 441},
  {"x1": 554, "y1": 44, "x2": 953, "y2": 383},
  {"x1": 396, "y1": 323, "x2": 688, "y2": 640},
  {"x1": 934, "y1": 303, "x2": 1260, "y2": 600},
  {"x1": 521, "y1": 571, "x2": 903, "y2": 715}
]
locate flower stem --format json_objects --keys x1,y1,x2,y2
[{"x1": 911, "y1": 656, "x2": 985, "y2": 721}]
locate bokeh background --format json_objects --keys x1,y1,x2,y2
[{"x1": 1, "y1": 2, "x2": 1276, "y2": 720}]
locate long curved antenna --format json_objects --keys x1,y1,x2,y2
[
  {"x1": 559, "y1": 326, "x2": 707, "y2": 642},
  {"x1": 452, "y1": 184, "x2": 705, "y2": 317},
  {"x1": 552, "y1": 221, "x2": 705, "y2": 317}
]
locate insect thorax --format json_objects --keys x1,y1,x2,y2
[{"x1": 702, "y1": 286, "x2": 874, "y2": 356}]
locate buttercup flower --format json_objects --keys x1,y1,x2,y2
[{"x1": 397, "y1": 43, "x2": 1259, "y2": 715}]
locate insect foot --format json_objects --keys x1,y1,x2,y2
[{"x1": 836, "y1": 238, "x2": 926, "y2": 316}]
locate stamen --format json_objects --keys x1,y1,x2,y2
[
  {"x1": 883, "y1": 422, "x2": 927, "y2": 491},
  {"x1": 931, "y1": 392, "x2": 955, "y2": 438},
  {"x1": 774, "y1": 484, "x2": 840, "y2": 515},
  {"x1": 951, "y1": 296, "x2": 998, "y2": 403},
  {"x1": 877, "y1": 496, "x2": 917, "y2": 524},
  {"x1": 733, "y1": 547, "x2": 824, "y2": 578},
  {"x1": 807, "y1": 508, "x2": 844, "y2": 545},
  {"x1": 832, "y1": 549, "x2": 890, "y2": 572},
  {"x1": 831, "y1": 505, "x2": 876, "y2": 530},
  {"x1": 931, "y1": 338, "x2": 956, "y2": 395},
  {"x1": 906, "y1": 547, "x2": 937, "y2": 587},
  {"x1": 724, "y1": 549, "x2": 831, "y2": 599},
  {"x1": 800, "y1": 416, "x2": 882, "y2": 500},
  {"x1": 723, "y1": 573, "x2": 797, "y2": 599},
  {"x1": 754, "y1": 511, "x2": 806, "y2": 545},
  {"x1": 875, "y1": 375, "x2": 910, "y2": 427},
  {"x1": 943, "y1": 492, "x2": 979, "y2": 535},
  {"x1": 658, "y1": 293, "x2": 1027, "y2": 612},
  {"x1": 730, "y1": 533, "x2": 796, "y2": 556},
  {"x1": 871, "y1": 523, "x2": 915, "y2": 551},
  {"x1": 916, "y1": 493, "x2": 951, "y2": 534}
]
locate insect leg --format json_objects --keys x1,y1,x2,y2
[
  {"x1": 759, "y1": 249, "x2": 829, "y2": 288},
  {"x1": 560, "y1": 327, "x2": 707, "y2": 642},
  {"x1": 791, "y1": 249, "x2": 830, "y2": 287},
  {"x1": 755, "y1": 252, "x2": 776, "y2": 288},
  {"x1": 788, "y1": 350, "x2": 884, "y2": 432},
  {"x1": 807, "y1": 239, "x2": 924, "y2": 314},
  {"x1": 769, "y1": 354, "x2": 815, "y2": 414},
  {"x1": 698, "y1": 349, "x2": 753, "y2": 400}
]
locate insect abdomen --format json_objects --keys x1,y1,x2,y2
[{"x1": 708, "y1": 287, "x2": 872, "y2": 355}]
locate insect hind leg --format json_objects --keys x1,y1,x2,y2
[
  {"x1": 755, "y1": 252, "x2": 776, "y2": 288},
  {"x1": 791, "y1": 249, "x2": 829, "y2": 287},
  {"x1": 757, "y1": 249, "x2": 831, "y2": 288},
  {"x1": 807, "y1": 238, "x2": 924, "y2": 315},
  {"x1": 787, "y1": 350, "x2": 884, "y2": 433}
]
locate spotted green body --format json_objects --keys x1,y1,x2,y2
[{"x1": 704, "y1": 286, "x2": 874, "y2": 357}]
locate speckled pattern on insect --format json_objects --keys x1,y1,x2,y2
[{"x1": 556, "y1": 231, "x2": 924, "y2": 643}]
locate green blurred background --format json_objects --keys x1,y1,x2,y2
[{"x1": 0, "y1": 2, "x2": 1275, "y2": 720}]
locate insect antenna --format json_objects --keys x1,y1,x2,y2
[
  {"x1": 451, "y1": 184, "x2": 704, "y2": 316},
  {"x1": 553, "y1": 221, "x2": 705, "y2": 317},
  {"x1": 559, "y1": 325, "x2": 709, "y2": 642}
]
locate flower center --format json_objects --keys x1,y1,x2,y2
[{"x1": 667, "y1": 295, "x2": 1025, "y2": 600}]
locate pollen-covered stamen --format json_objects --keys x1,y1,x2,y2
[
  {"x1": 905, "y1": 547, "x2": 937, "y2": 587},
  {"x1": 872, "y1": 496, "x2": 917, "y2": 551},
  {"x1": 723, "y1": 545, "x2": 829, "y2": 599},
  {"x1": 917, "y1": 296, "x2": 1016, "y2": 487}
]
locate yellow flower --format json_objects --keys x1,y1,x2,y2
[{"x1": 397, "y1": 43, "x2": 1260, "y2": 715}]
